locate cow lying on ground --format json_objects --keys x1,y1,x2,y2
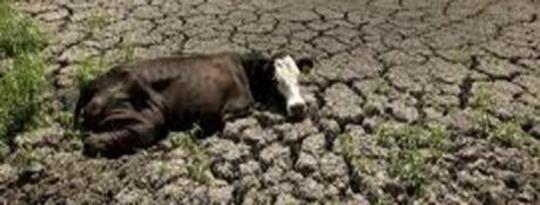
[{"x1": 75, "y1": 51, "x2": 314, "y2": 157}]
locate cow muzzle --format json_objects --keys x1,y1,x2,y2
[{"x1": 286, "y1": 96, "x2": 306, "y2": 118}]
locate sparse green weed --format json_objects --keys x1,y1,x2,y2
[
  {"x1": 339, "y1": 134, "x2": 376, "y2": 175},
  {"x1": 491, "y1": 121, "x2": 539, "y2": 157},
  {"x1": 168, "y1": 127, "x2": 210, "y2": 184},
  {"x1": 85, "y1": 10, "x2": 110, "y2": 38},
  {"x1": 470, "y1": 89, "x2": 502, "y2": 136},
  {"x1": 376, "y1": 123, "x2": 451, "y2": 197},
  {"x1": 338, "y1": 133, "x2": 357, "y2": 160},
  {"x1": 75, "y1": 36, "x2": 136, "y2": 90},
  {"x1": 155, "y1": 161, "x2": 173, "y2": 177},
  {"x1": 375, "y1": 79, "x2": 391, "y2": 95},
  {"x1": 387, "y1": 149, "x2": 427, "y2": 195},
  {"x1": 75, "y1": 9, "x2": 134, "y2": 89},
  {"x1": 468, "y1": 89, "x2": 538, "y2": 156},
  {"x1": 431, "y1": 97, "x2": 446, "y2": 113},
  {"x1": 338, "y1": 134, "x2": 377, "y2": 175},
  {"x1": 426, "y1": 123, "x2": 452, "y2": 157},
  {"x1": 56, "y1": 111, "x2": 74, "y2": 129},
  {"x1": 377, "y1": 123, "x2": 450, "y2": 152},
  {"x1": 354, "y1": 156, "x2": 377, "y2": 175},
  {"x1": 470, "y1": 88, "x2": 498, "y2": 113},
  {"x1": 493, "y1": 122, "x2": 526, "y2": 148},
  {"x1": 11, "y1": 149, "x2": 44, "y2": 167},
  {"x1": 58, "y1": 110, "x2": 85, "y2": 143},
  {"x1": 75, "y1": 55, "x2": 108, "y2": 89},
  {"x1": 338, "y1": 133, "x2": 391, "y2": 204},
  {"x1": 115, "y1": 35, "x2": 136, "y2": 63}
]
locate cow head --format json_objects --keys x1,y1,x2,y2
[
  {"x1": 75, "y1": 69, "x2": 132, "y2": 130},
  {"x1": 242, "y1": 51, "x2": 314, "y2": 118},
  {"x1": 272, "y1": 54, "x2": 313, "y2": 117}
]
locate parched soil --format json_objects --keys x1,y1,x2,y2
[{"x1": 1, "y1": 0, "x2": 540, "y2": 204}]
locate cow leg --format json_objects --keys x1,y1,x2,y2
[
  {"x1": 83, "y1": 106, "x2": 166, "y2": 157},
  {"x1": 98, "y1": 107, "x2": 140, "y2": 128},
  {"x1": 196, "y1": 95, "x2": 251, "y2": 137},
  {"x1": 221, "y1": 93, "x2": 253, "y2": 122}
]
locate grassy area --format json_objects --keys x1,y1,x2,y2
[
  {"x1": 0, "y1": 54, "x2": 47, "y2": 135},
  {"x1": 339, "y1": 122, "x2": 452, "y2": 203},
  {"x1": 342, "y1": 87, "x2": 539, "y2": 203},
  {"x1": 494, "y1": 122, "x2": 536, "y2": 152},
  {"x1": 377, "y1": 123, "x2": 451, "y2": 197},
  {"x1": 0, "y1": 0, "x2": 49, "y2": 159},
  {"x1": 0, "y1": 0, "x2": 47, "y2": 57},
  {"x1": 470, "y1": 88, "x2": 539, "y2": 157}
]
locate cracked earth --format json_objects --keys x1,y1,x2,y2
[{"x1": 1, "y1": 0, "x2": 540, "y2": 204}]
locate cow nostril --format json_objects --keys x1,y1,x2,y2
[{"x1": 288, "y1": 103, "x2": 306, "y2": 117}]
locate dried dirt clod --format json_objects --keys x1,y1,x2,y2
[{"x1": 295, "y1": 152, "x2": 318, "y2": 174}]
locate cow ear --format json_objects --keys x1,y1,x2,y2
[{"x1": 296, "y1": 57, "x2": 314, "y2": 74}]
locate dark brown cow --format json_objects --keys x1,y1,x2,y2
[{"x1": 75, "y1": 51, "x2": 313, "y2": 157}]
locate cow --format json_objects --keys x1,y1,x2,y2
[{"x1": 74, "y1": 51, "x2": 314, "y2": 157}]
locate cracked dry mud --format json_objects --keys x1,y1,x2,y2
[{"x1": 1, "y1": 0, "x2": 540, "y2": 204}]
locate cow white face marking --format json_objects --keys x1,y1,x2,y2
[{"x1": 274, "y1": 55, "x2": 306, "y2": 116}]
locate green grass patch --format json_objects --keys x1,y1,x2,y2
[
  {"x1": 0, "y1": 53, "x2": 48, "y2": 137},
  {"x1": 470, "y1": 88, "x2": 498, "y2": 113},
  {"x1": 0, "y1": 53, "x2": 48, "y2": 152},
  {"x1": 0, "y1": 0, "x2": 50, "y2": 159},
  {"x1": 376, "y1": 123, "x2": 451, "y2": 197},
  {"x1": 0, "y1": 0, "x2": 47, "y2": 57},
  {"x1": 337, "y1": 124, "x2": 451, "y2": 203}
]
